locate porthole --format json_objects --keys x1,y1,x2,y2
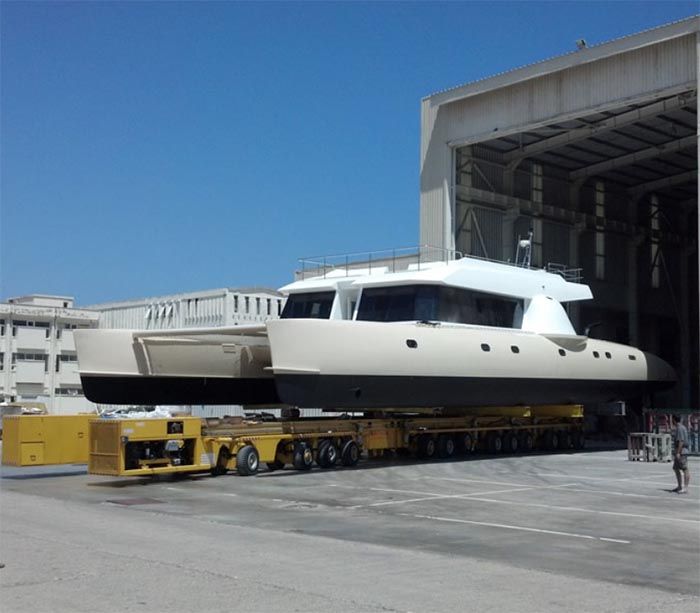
[
  {"x1": 558, "y1": 349, "x2": 566, "y2": 357},
  {"x1": 481, "y1": 343, "x2": 491, "y2": 352},
  {"x1": 628, "y1": 354, "x2": 637, "y2": 361},
  {"x1": 511, "y1": 346, "x2": 520, "y2": 354},
  {"x1": 593, "y1": 351, "x2": 600, "y2": 358},
  {"x1": 605, "y1": 352, "x2": 612, "y2": 359},
  {"x1": 406, "y1": 339, "x2": 418, "y2": 349}
]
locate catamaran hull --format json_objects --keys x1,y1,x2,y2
[
  {"x1": 267, "y1": 319, "x2": 676, "y2": 409},
  {"x1": 75, "y1": 327, "x2": 279, "y2": 405},
  {"x1": 273, "y1": 373, "x2": 658, "y2": 409}
]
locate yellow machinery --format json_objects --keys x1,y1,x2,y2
[
  {"x1": 87, "y1": 405, "x2": 585, "y2": 478},
  {"x1": 2, "y1": 414, "x2": 96, "y2": 466}
]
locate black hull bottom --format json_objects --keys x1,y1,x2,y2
[
  {"x1": 274, "y1": 374, "x2": 670, "y2": 409},
  {"x1": 81, "y1": 375, "x2": 281, "y2": 406}
]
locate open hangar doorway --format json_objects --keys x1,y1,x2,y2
[{"x1": 450, "y1": 89, "x2": 697, "y2": 410}]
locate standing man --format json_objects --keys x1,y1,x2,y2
[{"x1": 672, "y1": 415, "x2": 690, "y2": 494}]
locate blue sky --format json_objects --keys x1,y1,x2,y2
[{"x1": 1, "y1": 1, "x2": 696, "y2": 305}]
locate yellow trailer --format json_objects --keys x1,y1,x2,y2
[
  {"x1": 1, "y1": 414, "x2": 96, "y2": 466},
  {"x1": 88, "y1": 405, "x2": 584, "y2": 478}
]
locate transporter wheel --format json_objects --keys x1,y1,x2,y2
[
  {"x1": 503, "y1": 432, "x2": 519, "y2": 454},
  {"x1": 417, "y1": 435, "x2": 437, "y2": 459},
  {"x1": 293, "y1": 442, "x2": 314, "y2": 470},
  {"x1": 543, "y1": 430, "x2": 559, "y2": 451},
  {"x1": 266, "y1": 460, "x2": 285, "y2": 472},
  {"x1": 236, "y1": 445, "x2": 259, "y2": 476},
  {"x1": 458, "y1": 432, "x2": 474, "y2": 454},
  {"x1": 210, "y1": 447, "x2": 230, "y2": 476},
  {"x1": 518, "y1": 431, "x2": 534, "y2": 453},
  {"x1": 437, "y1": 435, "x2": 455, "y2": 459},
  {"x1": 559, "y1": 431, "x2": 573, "y2": 450},
  {"x1": 317, "y1": 440, "x2": 339, "y2": 468},
  {"x1": 573, "y1": 430, "x2": 585, "y2": 450},
  {"x1": 341, "y1": 440, "x2": 360, "y2": 467},
  {"x1": 486, "y1": 432, "x2": 503, "y2": 454}
]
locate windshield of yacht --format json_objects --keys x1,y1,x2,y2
[
  {"x1": 356, "y1": 285, "x2": 521, "y2": 327},
  {"x1": 281, "y1": 291, "x2": 335, "y2": 319}
]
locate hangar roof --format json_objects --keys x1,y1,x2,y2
[{"x1": 426, "y1": 16, "x2": 699, "y2": 105}]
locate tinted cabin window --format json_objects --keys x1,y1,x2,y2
[
  {"x1": 357, "y1": 285, "x2": 438, "y2": 323},
  {"x1": 281, "y1": 292, "x2": 335, "y2": 319},
  {"x1": 357, "y1": 285, "x2": 521, "y2": 328}
]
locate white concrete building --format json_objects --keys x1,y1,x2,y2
[
  {"x1": 0, "y1": 295, "x2": 100, "y2": 414},
  {"x1": 89, "y1": 287, "x2": 284, "y2": 330}
]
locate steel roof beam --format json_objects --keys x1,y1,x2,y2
[
  {"x1": 628, "y1": 170, "x2": 698, "y2": 197},
  {"x1": 502, "y1": 93, "x2": 697, "y2": 163},
  {"x1": 570, "y1": 135, "x2": 697, "y2": 180}
]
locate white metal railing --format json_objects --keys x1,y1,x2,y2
[
  {"x1": 546, "y1": 262, "x2": 583, "y2": 283},
  {"x1": 628, "y1": 432, "x2": 673, "y2": 462},
  {"x1": 297, "y1": 245, "x2": 463, "y2": 280},
  {"x1": 296, "y1": 244, "x2": 584, "y2": 283}
]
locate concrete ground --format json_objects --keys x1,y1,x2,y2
[{"x1": 1, "y1": 448, "x2": 698, "y2": 612}]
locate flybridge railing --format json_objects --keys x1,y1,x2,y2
[
  {"x1": 545, "y1": 263, "x2": 583, "y2": 283},
  {"x1": 296, "y1": 245, "x2": 583, "y2": 283},
  {"x1": 297, "y1": 245, "x2": 463, "y2": 280}
]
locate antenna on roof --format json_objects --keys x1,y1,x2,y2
[{"x1": 515, "y1": 228, "x2": 534, "y2": 268}]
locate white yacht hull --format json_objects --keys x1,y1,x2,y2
[
  {"x1": 75, "y1": 326, "x2": 280, "y2": 405},
  {"x1": 267, "y1": 319, "x2": 676, "y2": 409}
]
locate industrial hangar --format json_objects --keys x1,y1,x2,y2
[{"x1": 420, "y1": 17, "x2": 699, "y2": 409}]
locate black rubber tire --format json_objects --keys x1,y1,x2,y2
[
  {"x1": 544, "y1": 430, "x2": 559, "y2": 451},
  {"x1": 292, "y1": 442, "x2": 313, "y2": 470},
  {"x1": 573, "y1": 430, "x2": 585, "y2": 450},
  {"x1": 486, "y1": 432, "x2": 503, "y2": 453},
  {"x1": 210, "y1": 447, "x2": 230, "y2": 476},
  {"x1": 458, "y1": 432, "x2": 474, "y2": 454},
  {"x1": 317, "y1": 440, "x2": 339, "y2": 468},
  {"x1": 417, "y1": 435, "x2": 437, "y2": 459},
  {"x1": 266, "y1": 459, "x2": 285, "y2": 472},
  {"x1": 559, "y1": 431, "x2": 573, "y2": 450},
  {"x1": 503, "y1": 432, "x2": 519, "y2": 454},
  {"x1": 437, "y1": 435, "x2": 455, "y2": 459},
  {"x1": 341, "y1": 440, "x2": 360, "y2": 467},
  {"x1": 236, "y1": 445, "x2": 259, "y2": 476},
  {"x1": 518, "y1": 431, "x2": 534, "y2": 452}
]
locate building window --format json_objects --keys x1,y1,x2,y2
[
  {"x1": 14, "y1": 352, "x2": 46, "y2": 362},
  {"x1": 277, "y1": 300, "x2": 282, "y2": 316},
  {"x1": 650, "y1": 195, "x2": 660, "y2": 288},
  {"x1": 233, "y1": 295, "x2": 239, "y2": 313},
  {"x1": 256, "y1": 297, "x2": 261, "y2": 316},
  {"x1": 267, "y1": 298, "x2": 271, "y2": 316},
  {"x1": 0, "y1": 352, "x2": 4, "y2": 370},
  {"x1": 595, "y1": 181, "x2": 605, "y2": 280},
  {"x1": 0, "y1": 319, "x2": 4, "y2": 336},
  {"x1": 244, "y1": 297, "x2": 250, "y2": 314},
  {"x1": 54, "y1": 386, "x2": 83, "y2": 396},
  {"x1": 55, "y1": 354, "x2": 78, "y2": 373}
]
